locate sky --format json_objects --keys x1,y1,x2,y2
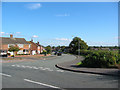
[{"x1": 1, "y1": 2, "x2": 118, "y2": 46}]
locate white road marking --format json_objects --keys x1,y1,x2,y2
[
  {"x1": 24, "y1": 79, "x2": 61, "y2": 89},
  {"x1": 33, "y1": 67, "x2": 39, "y2": 69},
  {"x1": 41, "y1": 68, "x2": 46, "y2": 70},
  {"x1": 16, "y1": 65, "x2": 20, "y2": 67},
  {"x1": 21, "y1": 65, "x2": 26, "y2": 68},
  {"x1": 10, "y1": 65, "x2": 62, "y2": 72},
  {"x1": 56, "y1": 70, "x2": 64, "y2": 72},
  {"x1": 39, "y1": 67, "x2": 43, "y2": 69},
  {"x1": 0, "y1": 73, "x2": 12, "y2": 77},
  {"x1": 11, "y1": 65, "x2": 15, "y2": 67},
  {"x1": 26, "y1": 66, "x2": 33, "y2": 68}
]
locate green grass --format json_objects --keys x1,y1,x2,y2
[{"x1": 76, "y1": 61, "x2": 82, "y2": 65}]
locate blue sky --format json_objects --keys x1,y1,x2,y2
[{"x1": 2, "y1": 2, "x2": 118, "y2": 46}]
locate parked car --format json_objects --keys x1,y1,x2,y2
[
  {"x1": 57, "y1": 52, "x2": 62, "y2": 56},
  {"x1": 54, "y1": 51, "x2": 58, "y2": 55},
  {"x1": 0, "y1": 54, "x2": 8, "y2": 57}
]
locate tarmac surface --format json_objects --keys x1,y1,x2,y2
[{"x1": 1, "y1": 54, "x2": 119, "y2": 89}]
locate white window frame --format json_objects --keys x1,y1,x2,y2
[
  {"x1": 17, "y1": 44, "x2": 23, "y2": 48},
  {"x1": 8, "y1": 44, "x2": 15, "y2": 48}
]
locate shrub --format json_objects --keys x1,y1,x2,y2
[{"x1": 81, "y1": 51, "x2": 117, "y2": 68}]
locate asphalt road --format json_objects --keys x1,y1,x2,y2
[{"x1": 1, "y1": 54, "x2": 119, "y2": 88}]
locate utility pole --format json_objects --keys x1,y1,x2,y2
[{"x1": 78, "y1": 39, "x2": 80, "y2": 56}]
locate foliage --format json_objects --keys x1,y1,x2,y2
[
  {"x1": 60, "y1": 46, "x2": 66, "y2": 52},
  {"x1": 45, "y1": 45, "x2": 52, "y2": 54},
  {"x1": 8, "y1": 45, "x2": 20, "y2": 52},
  {"x1": 79, "y1": 50, "x2": 118, "y2": 68},
  {"x1": 69, "y1": 37, "x2": 88, "y2": 54}
]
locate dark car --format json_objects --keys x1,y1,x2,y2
[
  {"x1": 57, "y1": 52, "x2": 62, "y2": 56},
  {"x1": 0, "y1": 54, "x2": 8, "y2": 57},
  {"x1": 54, "y1": 52, "x2": 58, "y2": 55}
]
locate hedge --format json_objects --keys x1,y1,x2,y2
[{"x1": 77, "y1": 50, "x2": 119, "y2": 68}]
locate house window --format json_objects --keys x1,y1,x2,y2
[
  {"x1": 23, "y1": 49, "x2": 25, "y2": 52},
  {"x1": 29, "y1": 44, "x2": 31, "y2": 48},
  {"x1": 23, "y1": 49, "x2": 29, "y2": 52},
  {"x1": 8, "y1": 44, "x2": 15, "y2": 48},
  {"x1": 17, "y1": 44, "x2": 23, "y2": 48},
  {"x1": 38, "y1": 46, "x2": 40, "y2": 49}
]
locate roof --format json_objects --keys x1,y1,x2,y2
[
  {"x1": 28, "y1": 41, "x2": 38, "y2": 46},
  {"x1": 36, "y1": 43, "x2": 41, "y2": 46},
  {"x1": 0, "y1": 37, "x2": 30, "y2": 44}
]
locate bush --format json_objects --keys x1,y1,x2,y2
[{"x1": 80, "y1": 51, "x2": 117, "y2": 68}]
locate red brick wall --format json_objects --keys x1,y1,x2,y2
[
  {"x1": 0, "y1": 44, "x2": 8, "y2": 50},
  {"x1": 23, "y1": 44, "x2": 30, "y2": 49}
]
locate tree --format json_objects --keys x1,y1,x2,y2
[
  {"x1": 45, "y1": 45, "x2": 52, "y2": 54},
  {"x1": 69, "y1": 37, "x2": 88, "y2": 54},
  {"x1": 61, "y1": 46, "x2": 66, "y2": 52},
  {"x1": 8, "y1": 45, "x2": 20, "y2": 57}
]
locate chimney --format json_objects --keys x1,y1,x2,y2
[
  {"x1": 10, "y1": 34, "x2": 13, "y2": 38},
  {"x1": 37, "y1": 41, "x2": 39, "y2": 44},
  {"x1": 31, "y1": 39, "x2": 33, "y2": 42}
]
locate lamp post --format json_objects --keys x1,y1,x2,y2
[{"x1": 78, "y1": 39, "x2": 80, "y2": 56}]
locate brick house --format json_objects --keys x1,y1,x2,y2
[
  {"x1": 36, "y1": 42, "x2": 45, "y2": 54},
  {"x1": 0, "y1": 35, "x2": 31, "y2": 56},
  {"x1": 28, "y1": 40, "x2": 45, "y2": 55}
]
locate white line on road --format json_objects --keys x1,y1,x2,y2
[
  {"x1": 26, "y1": 66, "x2": 33, "y2": 68},
  {"x1": 33, "y1": 67, "x2": 39, "y2": 69},
  {"x1": 24, "y1": 79, "x2": 61, "y2": 89},
  {"x1": 0, "y1": 73, "x2": 12, "y2": 77},
  {"x1": 39, "y1": 67, "x2": 43, "y2": 69},
  {"x1": 21, "y1": 65, "x2": 26, "y2": 68},
  {"x1": 56, "y1": 70, "x2": 64, "y2": 72},
  {"x1": 16, "y1": 65, "x2": 20, "y2": 67},
  {"x1": 11, "y1": 65, "x2": 15, "y2": 67}
]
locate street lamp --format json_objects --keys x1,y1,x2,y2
[{"x1": 78, "y1": 39, "x2": 80, "y2": 56}]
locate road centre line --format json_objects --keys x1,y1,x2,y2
[
  {"x1": 0, "y1": 73, "x2": 12, "y2": 77},
  {"x1": 24, "y1": 79, "x2": 61, "y2": 89}
]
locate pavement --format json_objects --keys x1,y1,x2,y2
[
  {"x1": 56, "y1": 56, "x2": 120, "y2": 77},
  {"x1": 1, "y1": 54, "x2": 119, "y2": 88}
]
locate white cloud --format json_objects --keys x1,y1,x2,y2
[
  {"x1": 32, "y1": 35, "x2": 38, "y2": 38},
  {"x1": 26, "y1": 3, "x2": 42, "y2": 10},
  {"x1": 0, "y1": 32, "x2": 5, "y2": 34},
  {"x1": 55, "y1": 38, "x2": 71, "y2": 41},
  {"x1": 114, "y1": 36, "x2": 120, "y2": 39},
  {"x1": 16, "y1": 32, "x2": 21, "y2": 34},
  {"x1": 88, "y1": 41, "x2": 117, "y2": 46},
  {"x1": 55, "y1": 13, "x2": 70, "y2": 17}
]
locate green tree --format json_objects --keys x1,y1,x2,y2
[
  {"x1": 69, "y1": 37, "x2": 88, "y2": 54},
  {"x1": 45, "y1": 45, "x2": 52, "y2": 54},
  {"x1": 8, "y1": 45, "x2": 20, "y2": 57},
  {"x1": 61, "y1": 46, "x2": 66, "y2": 52}
]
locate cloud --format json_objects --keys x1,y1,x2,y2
[
  {"x1": 0, "y1": 32, "x2": 5, "y2": 34},
  {"x1": 16, "y1": 32, "x2": 21, "y2": 34},
  {"x1": 55, "y1": 13, "x2": 70, "y2": 17},
  {"x1": 114, "y1": 36, "x2": 120, "y2": 39},
  {"x1": 26, "y1": 3, "x2": 42, "y2": 10},
  {"x1": 32, "y1": 35, "x2": 38, "y2": 38},
  {"x1": 88, "y1": 41, "x2": 117, "y2": 46},
  {"x1": 55, "y1": 38, "x2": 71, "y2": 41}
]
